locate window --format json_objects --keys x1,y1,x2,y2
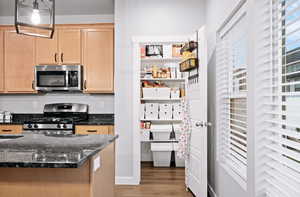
[
  {"x1": 255, "y1": 0, "x2": 300, "y2": 196},
  {"x1": 216, "y1": 3, "x2": 248, "y2": 188}
]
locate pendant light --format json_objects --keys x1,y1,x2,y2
[{"x1": 15, "y1": 0, "x2": 55, "y2": 39}]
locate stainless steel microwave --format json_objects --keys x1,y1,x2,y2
[{"x1": 34, "y1": 65, "x2": 83, "y2": 92}]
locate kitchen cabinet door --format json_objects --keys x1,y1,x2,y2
[
  {"x1": 0, "y1": 31, "x2": 4, "y2": 92},
  {"x1": 4, "y1": 30, "x2": 36, "y2": 93},
  {"x1": 82, "y1": 28, "x2": 114, "y2": 93},
  {"x1": 75, "y1": 125, "x2": 109, "y2": 135},
  {"x1": 58, "y1": 29, "x2": 81, "y2": 64},
  {"x1": 0, "y1": 125, "x2": 22, "y2": 134},
  {"x1": 36, "y1": 31, "x2": 58, "y2": 64}
]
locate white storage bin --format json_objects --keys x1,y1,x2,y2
[
  {"x1": 173, "y1": 103, "x2": 183, "y2": 113},
  {"x1": 151, "y1": 143, "x2": 173, "y2": 167},
  {"x1": 159, "y1": 111, "x2": 172, "y2": 120},
  {"x1": 159, "y1": 103, "x2": 172, "y2": 112},
  {"x1": 142, "y1": 88, "x2": 157, "y2": 98},
  {"x1": 145, "y1": 103, "x2": 159, "y2": 112},
  {"x1": 152, "y1": 130, "x2": 171, "y2": 141},
  {"x1": 173, "y1": 143, "x2": 185, "y2": 167},
  {"x1": 173, "y1": 111, "x2": 183, "y2": 120},
  {"x1": 140, "y1": 130, "x2": 150, "y2": 141},
  {"x1": 151, "y1": 124, "x2": 172, "y2": 131},
  {"x1": 145, "y1": 111, "x2": 158, "y2": 120},
  {"x1": 156, "y1": 88, "x2": 171, "y2": 99},
  {"x1": 171, "y1": 88, "x2": 180, "y2": 99}
]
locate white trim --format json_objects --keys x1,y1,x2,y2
[
  {"x1": 132, "y1": 35, "x2": 191, "y2": 184},
  {"x1": 0, "y1": 14, "x2": 114, "y2": 25},
  {"x1": 115, "y1": 176, "x2": 139, "y2": 185},
  {"x1": 208, "y1": 184, "x2": 218, "y2": 197},
  {"x1": 219, "y1": 163, "x2": 247, "y2": 191}
]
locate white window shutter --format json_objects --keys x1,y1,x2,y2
[
  {"x1": 216, "y1": 4, "x2": 248, "y2": 187},
  {"x1": 255, "y1": 0, "x2": 300, "y2": 196}
]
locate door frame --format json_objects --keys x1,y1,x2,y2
[{"x1": 131, "y1": 35, "x2": 192, "y2": 184}]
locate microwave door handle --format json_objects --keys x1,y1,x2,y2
[{"x1": 54, "y1": 53, "x2": 58, "y2": 63}]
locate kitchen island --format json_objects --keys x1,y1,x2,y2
[{"x1": 0, "y1": 133, "x2": 117, "y2": 197}]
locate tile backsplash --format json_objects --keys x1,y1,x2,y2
[{"x1": 0, "y1": 93, "x2": 114, "y2": 114}]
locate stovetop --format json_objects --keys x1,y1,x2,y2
[{"x1": 25, "y1": 117, "x2": 86, "y2": 124}]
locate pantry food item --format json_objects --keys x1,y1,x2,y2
[{"x1": 172, "y1": 44, "x2": 183, "y2": 57}]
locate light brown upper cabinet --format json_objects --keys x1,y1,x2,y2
[
  {"x1": 36, "y1": 29, "x2": 81, "y2": 65},
  {"x1": 82, "y1": 28, "x2": 114, "y2": 93},
  {"x1": 4, "y1": 30, "x2": 36, "y2": 93},
  {"x1": 0, "y1": 31, "x2": 4, "y2": 92}
]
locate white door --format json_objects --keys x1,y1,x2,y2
[{"x1": 186, "y1": 27, "x2": 208, "y2": 197}]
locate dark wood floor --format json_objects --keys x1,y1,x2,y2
[{"x1": 115, "y1": 162, "x2": 194, "y2": 197}]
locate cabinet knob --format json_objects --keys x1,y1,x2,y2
[
  {"x1": 32, "y1": 81, "x2": 35, "y2": 90},
  {"x1": 61, "y1": 53, "x2": 64, "y2": 63}
]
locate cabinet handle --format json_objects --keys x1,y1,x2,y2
[
  {"x1": 2, "y1": 129, "x2": 12, "y2": 132},
  {"x1": 61, "y1": 53, "x2": 64, "y2": 63},
  {"x1": 54, "y1": 53, "x2": 58, "y2": 63},
  {"x1": 87, "y1": 130, "x2": 97, "y2": 133},
  {"x1": 84, "y1": 80, "x2": 87, "y2": 90},
  {"x1": 32, "y1": 81, "x2": 35, "y2": 90}
]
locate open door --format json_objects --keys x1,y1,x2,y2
[{"x1": 186, "y1": 27, "x2": 208, "y2": 197}]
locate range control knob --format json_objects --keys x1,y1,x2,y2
[
  {"x1": 57, "y1": 124, "x2": 61, "y2": 129},
  {"x1": 33, "y1": 124, "x2": 39, "y2": 129},
  {"x1": 27, "y1": 124, "x2": 32, "y2": 129},
  {"x1": 62, "y1": 124, "x2": 67, "y2": 129}
]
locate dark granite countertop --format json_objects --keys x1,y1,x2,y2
[
  {"x1": 0, "y1": 114, "x2": 114, "y2": 125},
  {"x1": 0, "y1": 133, "x2": 118, "y2": 168},
  {"x1": 75, "y1": 114, "x2": 114, "y2": 125}
]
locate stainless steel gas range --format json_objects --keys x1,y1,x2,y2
[{"x1": 23, "y1": 103, "x2": 88, "y2": 135}]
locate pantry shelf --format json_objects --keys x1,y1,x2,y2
[
  {"x1": 140, "y1": 78, "x2": 185, "y2": 82},
  {"x1": 141, "y1": 98, "x2": 182, "y2": 101},
  {"x1": 141, "y1": 119, "x2": 182, "y2": 123},
  {"x1": 141, "y1": 57, "x2": 182, "y2": 62},
  {"x1": 142, "y1": 140, "x2": 179, "y2": 143}
]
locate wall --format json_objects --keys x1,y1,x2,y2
[
  {"x1": 114, "y1": 0, "x2": 205, "y2": 183},
  {"x1": 0, "y1": 14, "x2": 115, "y2": 114},
  {"x1": 205, "y1": 0, "x2": 248, "y2": 197}
]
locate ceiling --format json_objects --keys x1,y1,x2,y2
[{"x1": 0, "y1": 0, "x2": 114, "y2": 16}]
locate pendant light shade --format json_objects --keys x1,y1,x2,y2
[{"x1": 15, "y1": 0, "x2": 55, "y2": 39}]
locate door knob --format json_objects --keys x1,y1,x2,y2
[
  {"x1": 195, "y1": 122, "x2": 204, "y2": 127},
  {"x1": 205, "y1": 122, "x2": 212, "y2": 127}
]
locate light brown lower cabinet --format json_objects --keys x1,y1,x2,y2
[
  {"x1": 0, "y1": 143, "x2": 115, "y2": 197},
  {"x1": 0, "y1": 125, "x2": 22, "y2": 134},
  {"x1": 75, "y1": 125, "x2": 114, "y2": 135}
]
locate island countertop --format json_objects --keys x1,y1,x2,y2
[{"x1": 0, "y1": 133, "x2": 118, "y2": 168}]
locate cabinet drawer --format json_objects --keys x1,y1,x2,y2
[
  {"x1": 75, "y1": 125, "x2": 109, "y2": 135},
  {"x1": 108, "y1": 126, "x2": 114, "y2": 135},
  {"x1": 0, "y1": 125, "x2": 22, "y2": 134}
]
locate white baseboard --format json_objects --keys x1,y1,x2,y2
[
  {"x1": 115, "y1": 176, "x2": 140, "y2": 185},
  {"x1": 208, "y1": 184, "x2": 217, "y2": 197}
]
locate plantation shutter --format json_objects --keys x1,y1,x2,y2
[
  {"x1": 255, "y1": 0, "x2": 300, "y2": 196},
  {"x1": 216, "y1": 3, "x2": 248, "y2": 187}
]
